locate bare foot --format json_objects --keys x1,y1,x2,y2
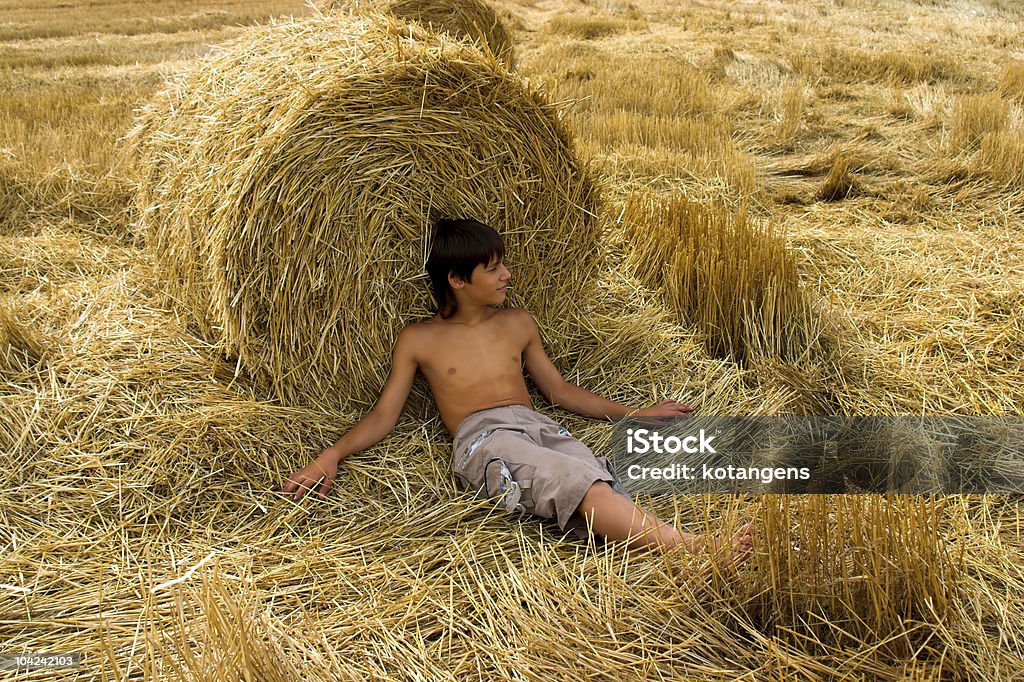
[
  {"x1": 681, "y1": 523, "x2": 754, "y2": 576},
  {"x1": 709, "y1": 523, "x2": 754, "y2": 575}
]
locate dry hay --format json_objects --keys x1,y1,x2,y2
[
  {"x1": 777, "y1": 198, "x2": 1024, "y2": 415},
  {"x1": 321, "y1": 0, "x2": 515, "y2": 68},
  {"x1": 998, "y1": 60, "x2": 1024, "y2": 104},
  {"x1": 0, "y1": 154, "x2": 134, "y2": 236},
  {"x1": 0, "y1": 301, "x2": 48, "y2": 377},
  {"x1": 545, "y1": 10, "x2": 645, "y2": 40},
  {"x1": 602, "y1": 191, "x2": 898, "y2": 418},
  {"x1": 0, "y1": 245, "x2": 804, "y2": 679},
  {"x1": 977, "y1": 128, "x2": 1024, "y2": 188},
  {"x1": 1, "y1": 153, "x2": 1019, "y2": 682},
  {"x1": 3, "y1": 261, "x2": 1021, "y2": 679},
  {"x1": 132, "y1": 14, "x2": 599, "y2": 412},
  {"x1": 930, "y1": 88, "x2": 1024, "y2": 189},
  {"x1": 130, "y1": 495, "x2": 1024, "y2": 681},
  {"x1": 750, "y1": 495, "x2": 1024, "y2": 679},
  {"x1": 890, "y1": 81, "x2": 952, "y2": 125},
  {"x1": 612, "y1": 191, "x2": 821, "y2": 367},
  {"x1": 387, "y1": 0, "x2": 515, "y2": 68},
  {"x1": 5, "y1": 0, "x2": 1024, "y2": 679},
  {"x1": 949, "y1": 92, "x2": 1009, "y2": 153},
  {"x1": 793, "y1": 46, "x2": 965, "y2": 86},
  {"x1": 553, "y1": 267, "x2": 799, "y2": 417},
  {"x1": 773, "y1": 79, "x2": 807, "y2": 150},
  {"x1": 531, "y1": 43, "x2": 758, "y2": 203},
  {"x1": 816, "y1": 148, "x2": 864, "y2": 202}
]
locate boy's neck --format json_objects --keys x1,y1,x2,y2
[{"x1": 446, "y1": 301, "x2": 496, "y2": 326}]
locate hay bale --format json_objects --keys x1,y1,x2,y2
[
  {"x1": 389, "y1": 0, "x2": 515, "y2": 68},
  {"x1": 132, "y1": 15, "x2": 601, "y2": 411},
  {"x1": 323, "y1": 0, "x2": 515, "y2": 68}
]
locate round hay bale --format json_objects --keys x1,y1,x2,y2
[
  {"x1": 388, "y1": 0, "x2": 515, "y2": 68},
  {"x1": 132, "y1": 15, "x2": 602, "y2": 412},
  {"x1": 323, "y1": 0, "x2": 515, "y2": 68}
]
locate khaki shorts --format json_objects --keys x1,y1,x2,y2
[{"x1": 452, "y1": 405, "x2": 622, "y2": 531}]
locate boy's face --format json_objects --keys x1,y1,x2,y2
[{"x1": 451, "y1": 254, "x2": 511, "y2": 305}]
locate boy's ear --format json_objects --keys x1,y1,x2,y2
[{"x1": 448, "y1": 271, "x2": 466, "y2": 290}]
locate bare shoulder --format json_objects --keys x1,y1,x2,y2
[
  {"x1": 400, "y1": 319, "x2": 433, "y2": 335},
  {"x1": 504, "y1": 308, "x2": 542, "y2": 338},
  {"x1": 495, "y1": 307, "x2": 537, "y2": 328},
  {"x1": 394, "y1": 320, "x2": 435, "y2": 359}
]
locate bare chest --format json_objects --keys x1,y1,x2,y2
[{"x1": 420, "y1": 325, "x2": 524, "y2": 385}]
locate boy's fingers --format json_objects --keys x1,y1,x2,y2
[
  {"x1": 282, "y1": 468, "x2": 308, "y2": 490},
  {"x1": 319, "y1": 475, "x2": 335, "y2": 496},
  {"x1": 281, "y1": 472, "x2": 334, "y2": 501},
  {"x1": 656, "y1": 399, "x2": 693, "y2": 413},
  {"x1": 282, "y1": 474, "x2": 312, "y2": 497},
  {"x1": 318, "y1": 478, "x2": 334, "y2": 499},
  {"x1": 296, "y1": 482, "x2": 317, "y2": 501}
]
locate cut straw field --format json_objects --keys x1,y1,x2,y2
[{"x1": 1, "y1": 0, "x2": 1023, "y2": 680}]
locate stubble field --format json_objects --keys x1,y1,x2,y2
[{"x1": 1, "y1": 0, "x2": 1023, "y2": 679}]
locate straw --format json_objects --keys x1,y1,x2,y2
[
  {"x1": 322, "y1": 0, "x2": 515, "y2": 68},
  {"x1": 130, "y1": 14, "x2": 600, "y2": 413},
  {"x1": 2, "y1": 0, "x2": 1024, "y2": 679}
]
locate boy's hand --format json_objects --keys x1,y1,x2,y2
[
  {"x1": 280, "y1": 451, "x2": 339, "y2": 501},
  {"x1": 637, "y1": 399, "x2": 694, "y2": 417}
]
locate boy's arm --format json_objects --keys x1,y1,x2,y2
[
  {"x1": 520, "y1": 312, "x2": 692, "y2": 419},
  {"x1": 281, "y1": 327, "x2": 420, "y2": 500}
]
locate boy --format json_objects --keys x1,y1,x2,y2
[{"x1": 282, "y1": 219, "x2": 752, "y2": 563}]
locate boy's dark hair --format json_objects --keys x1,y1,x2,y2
[{"x1": 426, "y1": 218, "x2": 505, "y2": 318}]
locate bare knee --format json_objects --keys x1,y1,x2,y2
[
  {"x1": 576, "y1": 480, "x2": 616, "y2": 514},
  {"x1": 576, "y1": 481, "x2": 683, "y2": 550}
]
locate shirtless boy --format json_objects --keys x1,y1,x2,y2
[{"x1": 282, "y1": 218, "x2": 753, "y2": 562}]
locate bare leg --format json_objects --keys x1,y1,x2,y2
[{"x1": 575, "y1": 482, "x2": 753, "y2": 568}]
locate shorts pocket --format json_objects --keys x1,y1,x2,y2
[
  {"x1": 453, "y1": 429, "x2": 497, "y2": 492},
  {"x1": 482, "y1": 458, "x2": 537, "y2": 515}
]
